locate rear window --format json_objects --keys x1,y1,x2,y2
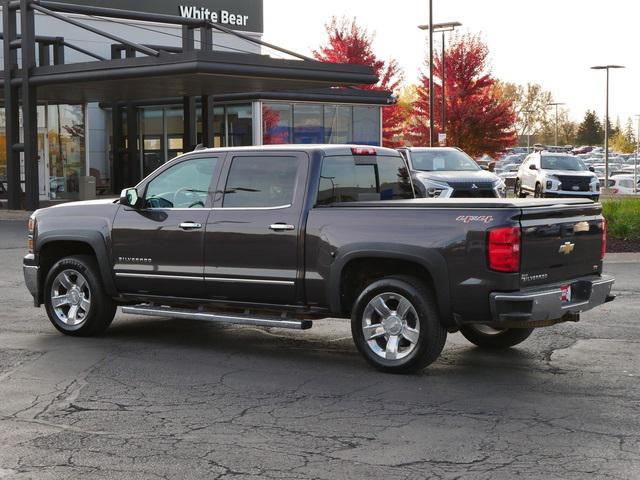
[{"x1": 317, "y1": 155, "x2": 413, "y2": 205}]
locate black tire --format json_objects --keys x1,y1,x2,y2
[
  {"x1": 534, "y1": 183, "x2": 544, "y2": 198},
  {"x1": 44, "y1": 255, "x2": 116, "y2": 336},
  {"x1": 459, "y1": 325, "x2": 534, "y2": 349},
  {"x1": 515, "y1": 178, "x2": 526, "y2": 198},
  {"x1": 350, "y1": 275, "x2": 447, "y2": 374}
]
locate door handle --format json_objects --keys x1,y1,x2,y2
[
  {"x1": 269, "y1": 223, "x2": 295, "y2": 231},
  {"x1": 179, "y1": 222, "x2": 202, "y2": 230}
]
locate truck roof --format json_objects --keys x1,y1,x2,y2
[{"x1": 185, "y1": 144, "x2": 401, "y2": 156}]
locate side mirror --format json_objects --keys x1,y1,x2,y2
[
  {"x1": 589, "y1": 166, "x2": 595, "y2": 172},
  {"x1": 529, "y1": 164, "x2": 538, "y2": 170},
  {"x1": 120, "y1": 187, "x2": 140, "y2": 208}
]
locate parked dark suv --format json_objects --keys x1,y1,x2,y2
[{"x1": 398, "y1": 147, "x2": 506, "y2": 198}]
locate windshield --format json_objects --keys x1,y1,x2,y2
[
  {"x1": 541, "y1": 155, "x2": 587, "y2": 171},
  {"x1": 411, "y1": 149, "x2": 480, "y2": 172}
]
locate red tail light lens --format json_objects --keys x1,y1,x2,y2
[
  {"x1": 601, "y1": 218, "x2": 606, "y2": 260},
  {"x1": 488, "y1": 226, "x2": 521, "y2": 273},
  {"x1": 351, "y1": 147, "x2": 376, "y2": 156}
]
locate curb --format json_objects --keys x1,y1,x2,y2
[
  {"x1": 0, "y1": 210, "x2": 33, "y2": 221},
  {"x1": 604, "y1": 252, "x2": 640, "y2": 264}
]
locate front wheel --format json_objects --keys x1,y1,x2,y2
[
  {"x1": 44, "y1": 255, "x2": 116, "y2": 336},
  {"x1": 534, "y1": 183, "x2": 544, "y2": 198},
  {"x1": 351, "y1": 276, "x2": 447, "y2": 373},
  {"x1": 459, "y1": 325, "x2": 534, "y2": 349}
]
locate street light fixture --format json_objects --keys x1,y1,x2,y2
[
  {"x1": 591, "y1": 64, "x2": 625, "y2": 187},
  {"x1": 546, "y1": 102, "x2": 566, "y2": 147},
  {"x1": 418, "y1": 21, "x2": 462, "y2": 145}
]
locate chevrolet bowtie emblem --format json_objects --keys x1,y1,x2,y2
[{"x1": 559, "y1": 242, "x2": 575, "y2": 254}]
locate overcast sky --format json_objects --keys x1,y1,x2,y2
[{"x1": 264, "y1": 0, "x2": 638, "y2": 126}]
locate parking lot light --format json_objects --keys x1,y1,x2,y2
[
  {"x1": 591, "y1": 65, "x2": 625, "y2": 189},
  {"x1": 547, "y1": 102, "x2": 566, "y2": 147}
]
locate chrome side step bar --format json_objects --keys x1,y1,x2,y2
[{"x1": 121, "y1": 305, "x2": 313, "y2": 330}]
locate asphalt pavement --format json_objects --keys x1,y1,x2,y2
[{"x1": 0, "y1": 219, "x2": 638, "y2": 479}]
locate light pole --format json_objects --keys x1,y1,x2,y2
[
  {"x1": 522, "y1": 109, "x2": 535, "y2": 152},
  {"x1": 635, "y1": 114, "x2": 639, "y2": 193},
  {"x1": 547, "y1": 102, "x2": 566, "y2": 147},
  {"x1": 591, "y1": 64, "x2": 625, "y2": 187},
  {"x1": 418, "y1": 21, "x2": 462, "y2": 145}
]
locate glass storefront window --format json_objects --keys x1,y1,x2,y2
[
  {"x1": 47, "y1": 105, "x2": 86, "y2": 199},
  {"x1": 263, "y1": 103, "x2": 292, "y2": 144},
  {"x1": 324, "y1": 105, "x2": 353, "y2": 144},
  {"x1": 226, "y1": 104, "x2": 253, "y2": 146},
  {"x1": 262, "y1": 101, "x2": 381, "y2": 146},
  {"x1": 353, "y1": 106, "x2": 380, "y2": 146},
  {"x1": 213, "y1": 106, "x2": 225, "y2": 147},
  {"x1": 293, "y1": 104, "x2": 323, "y2": 143}
]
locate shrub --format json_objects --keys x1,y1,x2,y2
[{"x1": 602, "y1": 198, "x2": 640, "y2": 240}]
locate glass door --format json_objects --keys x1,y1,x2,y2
[{"x1": 38, "y1": 128, "x2": 50, "y2": 200}]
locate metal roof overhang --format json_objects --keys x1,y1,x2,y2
[{"x1": 2, "y1": 49, "x2": 379, "y2": 104}]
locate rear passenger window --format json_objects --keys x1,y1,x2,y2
[
  {"x1": 223, "y1": 156, "x2": 298, "y2": 208},
  {"x1": 317, "y1": 155, "x2": 413, "y2": 205}
]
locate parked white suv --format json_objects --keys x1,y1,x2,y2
[{"x1": 515, "y1": 152, "x2": 600, "y2": 200}]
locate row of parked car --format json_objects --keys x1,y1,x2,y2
[
  {"x1": 403, "y1": 146, "x2": 618, "y2": 200},
  {"x1": 494, "y1": 147, "x2": 638, "y2": 197}
]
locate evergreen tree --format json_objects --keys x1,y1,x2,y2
[
  {"x1": 623, "y1": 118, "x2": 636, "y2": 144},
  {"x1": 576, "y1": 110, "x2": 604, "y2": 145}
]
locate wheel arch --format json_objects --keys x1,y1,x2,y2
[
  {"x1": 328, "y1": 245, "x2": 452, "y2": 325},
  {"x1": 36, "y1": 231, "x2": 117, "y2": 304}
]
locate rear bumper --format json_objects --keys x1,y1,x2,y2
[
  {"x1": 488, "y1": 274, "x2": 614, "y2": 326},
  {"x1": 23, "y1": 254, "x2": 40, "y2": 306}
]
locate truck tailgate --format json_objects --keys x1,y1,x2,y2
[{"x1": 519, "y1": 202, "x2": 604, "y2": 287}]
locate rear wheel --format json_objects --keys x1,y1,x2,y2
[
  {"x1": 459, "y1": 325, "x2": 534, "y2": 349},
  {"x1": 44, "y1": 255, "x2": 116, "y2": 336},
  {"x1": 351, "y1": 276, "x2": 447, "y2": 373},
  {"x1": 534, "y1": 182, "x2": 544, "y2": 198}
]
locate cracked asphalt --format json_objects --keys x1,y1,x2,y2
[{"x1": 0, "y1": 219, "x2": 638, "y2": 479}]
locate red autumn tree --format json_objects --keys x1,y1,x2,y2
[
  {"x1": 313, "y1": 17, "x2": 407, "y2": 147},
  {"x1": 407, "y1": 33, "x2": 517, "y2": 157}
]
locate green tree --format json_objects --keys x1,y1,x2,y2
[
  {"x1": 610, "y1": 131, "x2": 635, "y2": 153},
  {"x1": 576, "y1": 110, "x2": 604, "y2": 145},
  {"x1": 623, "y1": 117, "x2": 636, "y2": 145}
]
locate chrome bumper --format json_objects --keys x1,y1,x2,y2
[
  {"x1": 23, "y1": 254, "x2": 40, "y2": 306},
  {"x1": 489, "y1": 274, "x2": 615, "y2": 324}
]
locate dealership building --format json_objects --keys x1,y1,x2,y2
[{"x1": 0, "y1": 0, "x2": 391, "y2": 209}]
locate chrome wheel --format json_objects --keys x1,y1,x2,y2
[
  {"x1": 50, "y1": 269, "x2": 91, "y2": 326},
  {"x1": 362, "y1": 292, "x2": 420, "y2": 360}
]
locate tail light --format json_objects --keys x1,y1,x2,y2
[
  {"x1": 601, "y1": 218, "x2": 606, "y2": 260},
  {"x1": 351, "y1": 147, "x2": 376, "y2": 156},
  {"x1": 488, "y1": 226, "x2": 521, "y2": 273},
  {"x1": 611, "y1": 188, "x2": 619, "y2": 194}
]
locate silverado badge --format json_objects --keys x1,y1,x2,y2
[{"x1": 559, "y1": 242, "x2": 575, "y2": 255}]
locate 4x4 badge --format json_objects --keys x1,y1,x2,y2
[{"x1": 559, "y1": 242, "x2": 575, "y2": 254}]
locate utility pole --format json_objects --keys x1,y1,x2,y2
[
  {"x1": 522, "y1": 109, "x2": 535, "y2": 152},
  {"x1": 428, "y1": 0, "x2": 434, "y2": 146}
]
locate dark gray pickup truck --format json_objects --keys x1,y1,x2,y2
[{"x1": 23, "y1": 145, "x2": 615, "y2": 373}]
